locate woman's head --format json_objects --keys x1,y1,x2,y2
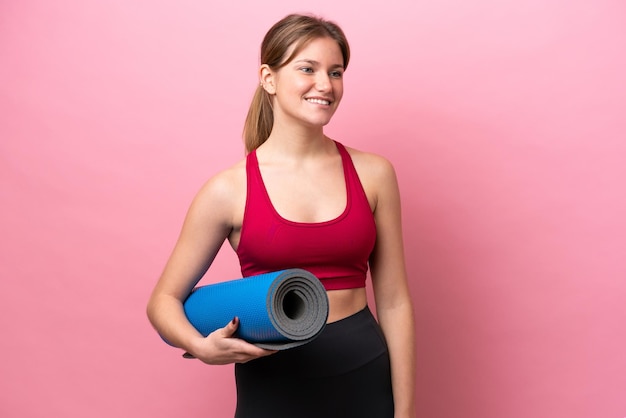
[
  {"x1": 260, "y1": 14, "x2": 350, "y2": 75},
  {"x1": 243, "y1": 14, "x2": 350, "y2": 152}
]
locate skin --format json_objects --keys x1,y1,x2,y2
[{"x1": 147, "y1": 36, "x2": 416, "y2": 417}]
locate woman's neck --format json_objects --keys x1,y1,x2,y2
[{"x1": 261, "y1": 122, "x2": 333, "y2": 159}]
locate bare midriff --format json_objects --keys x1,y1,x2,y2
[{"x1": 326, "y1": 287, "x2": 368, "y2": 323}]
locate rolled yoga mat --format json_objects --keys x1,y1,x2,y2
[{"x1": 177, "y1": 269, "x2": 329, "y2": 351}]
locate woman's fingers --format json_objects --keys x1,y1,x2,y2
[
  {"x1": 221, "y1": 316, "x2": 240, "y2": 338},
  {"x1": 191, "y1": 318, "x2": 277, "y2": 365},
  {"x1": 220, "y1": 333, "x2": 277, "y2": 363}
]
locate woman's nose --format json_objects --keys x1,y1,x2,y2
[{"x1": 315, "y1": 74, "x2": 331, "y2": 91}]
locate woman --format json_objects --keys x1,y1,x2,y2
[{"x1": 147, "y1": 13, "x2": 415, "y2": 418}]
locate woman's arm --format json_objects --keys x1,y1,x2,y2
[
  {"x1": 146, "y1": 166, "x2": 276, "y2": 364},
  {"x1": 366, "y1": 154, "x2": 416, "y2": 418}
]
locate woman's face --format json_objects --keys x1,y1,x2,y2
[{"x1": 266, "y1": 36, "x2": 345, "y2": 130}]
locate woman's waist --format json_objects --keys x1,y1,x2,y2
[
  {"x1": 326, "y1": 287, "x2": 368, "y2": 323},
  {"x1": 236, "y1": 305, "x2": 388, "y2": 378}
]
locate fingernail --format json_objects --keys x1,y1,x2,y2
[{"x1": 231, "y1": 317, "x2": 237, "y2": 325}]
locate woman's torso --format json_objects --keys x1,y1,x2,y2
[{"x1": 226, "y1": 140, "x2": 377, "y2": 322}]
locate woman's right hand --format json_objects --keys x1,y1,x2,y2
[{"x1": 187, "y1": 317, "x2": 278, "y2": 365}]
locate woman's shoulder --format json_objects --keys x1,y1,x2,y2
[
  {"x1": 339, "y1": 142, "x2": 400, "y2": 211},
  {"x1": 341, "y1": 143, "x2": 397, "y2": 182},
  {"x1": 192, "y1": 156, "x2": 247, "y2": 211}
]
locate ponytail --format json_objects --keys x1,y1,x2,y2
[{"x1": 243, "y1": 85, "x2": 274, "y2": 153}]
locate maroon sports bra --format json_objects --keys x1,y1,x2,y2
[{"x1": 236, "y1": 141, "x2": 376, "y2": 290}]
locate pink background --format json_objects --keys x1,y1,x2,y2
[{"x1": 1, "y1": 1, "x2": 625, "y2": 417}]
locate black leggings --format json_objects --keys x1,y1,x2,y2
[{"x1": 234, "y1": 307, "x2": 394, "y2": 418}]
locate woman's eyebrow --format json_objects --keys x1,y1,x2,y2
[{"x1": 293, "y1": 59, "x2": 344, "y2": 69}]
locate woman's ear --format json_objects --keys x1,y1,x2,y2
[{"x1": 259, "y1": 64, "x2": 276, "y2": 94}]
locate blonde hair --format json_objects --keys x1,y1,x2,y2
[{"x1": 242, "y1": 14, "x2": 350, "y2": 153}]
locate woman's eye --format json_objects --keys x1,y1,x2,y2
[
  {"x1": 300, "y1": 67, "x2": 314, "y2": 73},
  {"x1": 330, "y1": 71, "x2": 343, "y2": 78}
]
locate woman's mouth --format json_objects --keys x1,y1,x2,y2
[{"x1": 306, "y1": 98, "x2": 331, "y2": 105}]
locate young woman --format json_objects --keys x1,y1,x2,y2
[{"x1": 147, "y1": 13, "x2": 416, "y2": 418}]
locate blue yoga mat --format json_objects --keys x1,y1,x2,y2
[{"x1": 176, "y1": 269, "x2": 329, "y2": 351}]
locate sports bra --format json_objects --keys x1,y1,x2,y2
[{"x1": 236, "y1": 141, "x2": 376, "y2": 290}]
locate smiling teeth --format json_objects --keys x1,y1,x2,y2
[{"x1": 307, "y1": 98, "x2": 330, "y2": 105}]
